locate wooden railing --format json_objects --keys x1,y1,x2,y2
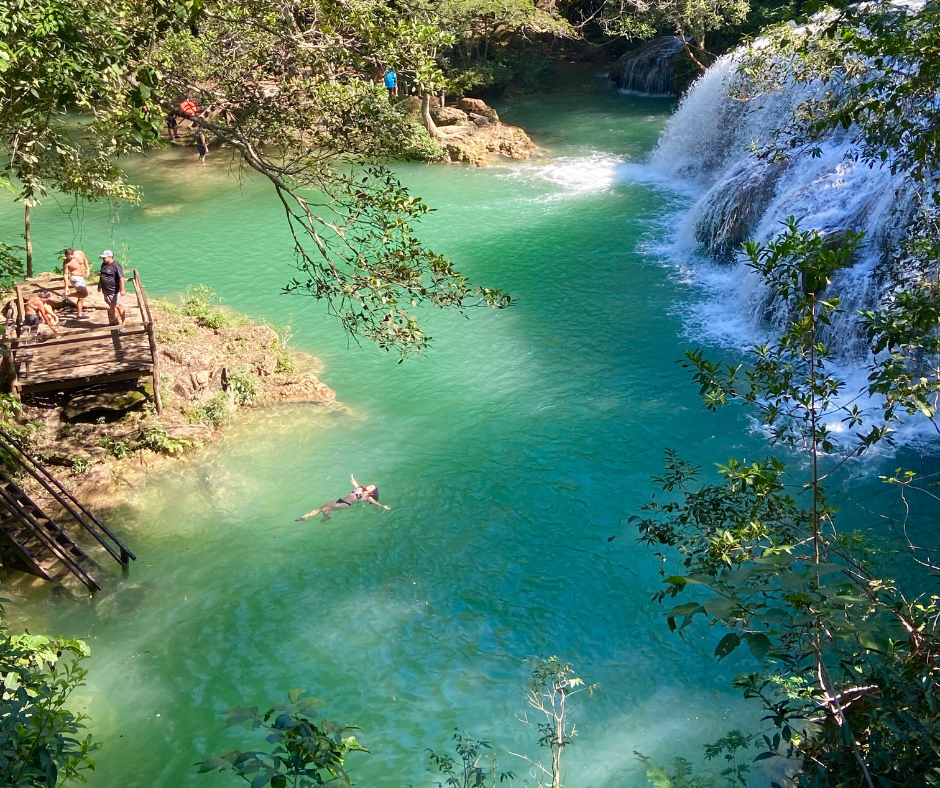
[{"x1": 0, "y1": 427, "x2": 136, "y2": 567}]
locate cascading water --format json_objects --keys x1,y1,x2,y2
[
  {"x1": 650, "y1": 52, "x2": 910, "y2": 360},
  {"x1": 609, "y1": 37, "x2": 687, "y2": 95}
]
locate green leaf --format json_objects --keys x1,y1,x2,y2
[
  {"x1": 703, "y1": 597, "x2": 737, "y2": 620},
  {"x1": 714, "y1": 633, "x2": 741, "y2": 660},
  {"x1": 198, "y1": 757, "x2": 227, "y2": 773},
  {"x1": 288, "y1": 689, "x2": 304, "y2": 704},
  {"x1": 745, "y1": 633, "x2": 771, "y2": 662}
]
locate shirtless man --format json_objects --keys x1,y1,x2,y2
[
  {"x1": 23, "y1": 291, "x2": 59, "y2": 336},
  {"x1": 62, "y1": 248, "x2": 91, "y2": 319},
  {"x1": 296, "y1": 474, "x2": 391, "y2": 521}
]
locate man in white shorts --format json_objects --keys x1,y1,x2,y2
[{"x1": 63, "y1": 248, "x2": 91, "y2": 319}]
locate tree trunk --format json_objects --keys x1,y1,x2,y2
[
  {"x1": 421, "y1": 93, "x2": 443, "y2": 139},
  {"x1": 24, "y1": 202, "x2": 32, "y2": 279}
]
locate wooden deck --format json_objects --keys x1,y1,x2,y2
[{"x1": 2, "y1": 270, "x2": 162, "y2": 411}]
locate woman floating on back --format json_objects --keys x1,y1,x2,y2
[{"x1": 296, "y1": 474, "x2": 390, "y2": 521}]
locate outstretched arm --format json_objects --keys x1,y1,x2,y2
[
  {"x1": 368, "y1": 498, "x2": 390, "y2": 510},
  {"x1": 350, "y1": 474, "x2": 360, "y2": 488}
]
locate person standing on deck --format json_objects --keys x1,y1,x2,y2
[
  {"x1": 384, "y1": 68, "x2": 397, "y2": 99},
  {"x1": 98, "y1": 251, "x2": 127, "y2": 333},
  {"x1": 194, "y1": 129, "x2": 208, "y2": 163},
  {"x1": 62, "y1": 249, "x2": 91, "y2": 319}
]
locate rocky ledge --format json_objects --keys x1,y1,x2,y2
[
  {"x1": 426, "y1": 97, "x2": 540, "y2": 166},
  {"x1": 10, "y1": 293, "x2": 335, "y2": 510}
]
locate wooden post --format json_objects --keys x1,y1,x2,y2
[
  {"x1": 147, "y1": 323, "x2": 163, "y2": 414},
  {"x1": 133, "y1": 270, "x2": 163, "y2": 414},
  {"x1": 14, "y1": 284, "x2": 25, "y2": 338},
  {"x1": 4, "y1": 349, "x2": 19, "y2": 403}
]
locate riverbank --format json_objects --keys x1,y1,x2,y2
[{"x1": 8, "y1": 286, "x2": 335, "y2": 513}]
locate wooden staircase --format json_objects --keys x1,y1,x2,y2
[{"x1": 0, "y1": 428, "x2": 135, "y2": 592}]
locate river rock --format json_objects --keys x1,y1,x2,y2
[
  {"x1": 693, "y1": 159, "x2": 788, "y2": 262},
  {"x1": 63, "y1": 390, "x2": 147, "y2": 423},
  {"x1": 432, "y1": 106, "x2": 469, "y2": 126},
  {"x1": 457, "y1": 98, "x2": 499, "y2": 123}
]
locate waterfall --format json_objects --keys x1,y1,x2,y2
[
  {"x1": 650, "y1": 52, "x2": 910, "y2": 360},
  {"x1": 609, "y1": 37, "x2": 687, "y2": 95}
]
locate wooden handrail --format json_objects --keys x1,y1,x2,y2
[
  {"x1": 5, "y1": 323, "x2": 149, "y2": 348},
  {"x1": 0, "y1": 427, "x2": 136, "y2": 566},
  {"x1": 0, "y1": 480, "x2": 100, "y2": 591}
]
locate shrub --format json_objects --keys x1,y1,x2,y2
[
  {"x1": 137, "y1": 425, "x2": 191, "y2": 455},
  {"x1": 0, "y1": 607, "x2": 97, "y2": 786},
  {"x1": 226, "y1": 368, "x2": 258, "y2": 407},
  {"x1": 182, "y1": 285, "x2": 229, "y2": 329},
  {"x1": 0, "y1": 243, "x2": 23, "y2": 292},
  {"x1": 71, "y1": 458, "x2": 92, "y2": 475},
  {"x1": 99, "y1": 436, "x2": 131, "y2": 459},
  {"x1": 0, "y1": 393, "x2": 21, "y2": 424},
  {"x1": 190, "y1": 391, "x2": 229, "y2": 429},
  {"x1": 266, "y1": 319, "x2": 298, "y2": 374},
  {"x1": 403, "y1": 124, "x2": 447, "y2": 162}
]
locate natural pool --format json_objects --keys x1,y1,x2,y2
[{"x1": 0, "y1": 66, "x2": 925, "y2": 787}]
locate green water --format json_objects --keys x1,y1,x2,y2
[{"x1": 0, "y1": 68, "x2": 910, "y2": 787}]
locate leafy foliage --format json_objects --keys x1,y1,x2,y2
[
  {"x1": 197, "y1": 689, "x2": 368, "y2": 788},
  {"x1": 1, "y1": 0, "x2": 513, "y2": 355},
  {"x1": 190, "y1": 391, "x2": 229, "y2": 429},
  {"x1": 226, "y1": 368, "x2": 258, "y2": 408},
  {"x1": 0, "y1": 606, "x2": 96, "y2": 787},
  {"x1": 428, "y1": 730, "x2": 515, "y2": 788},
  {"x1": 600, "y1": 0, "x2": 749, "y2": 68},
  {"x1": 0, "y1": 243, "x2": 24, "y2": 291},
  {"x1": 182, "y1": 285, "x2": 229, "y2": 330},
  {"x1": 137, "y1": 425, "x2": 192, "y2": 455},
  {"x1": 633, "y1": 228, "x2": 940, "y2": 788}
]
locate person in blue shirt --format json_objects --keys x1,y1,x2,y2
[{"x1": 384, "y1": 68, "x2": 397, "y2": 98}]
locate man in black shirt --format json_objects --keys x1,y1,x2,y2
[{"x1": 98, "y1": 250, "x2": 127, "y2": 331}]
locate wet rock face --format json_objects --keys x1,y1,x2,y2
[
  {"x1": 609, "y1": 37, "x2": 687, "y2": 95},
  {"x1": 693, "y1": 159, "x2": 789, "y2": 262},
  {"x1": 63, "y1": 390, "x2": 147, "y2": 423}
]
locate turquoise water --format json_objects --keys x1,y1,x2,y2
[{"x1": 0, "y1": 68, "x2": 909, "y2": 787}]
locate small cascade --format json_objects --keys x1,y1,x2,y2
[
  {"x1": 609, "y1": 37, "x2": 687, "y2": 95},
  {"x1": 650, "y1": 51, "x2": 912, "y2": 359}
]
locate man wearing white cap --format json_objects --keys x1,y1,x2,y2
[{"x1": 98, "y1": 251, "x2": 126, "y2": 332}]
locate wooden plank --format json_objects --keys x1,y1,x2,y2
[
  {"x1": 20, "y1": 369, "x2": 151, "y2": 394},
  {"x1": 20, "y1": 356, "x2": 153, "y2": 383},
  {"x1": 6, "y1": 323, "x2": 148, "y2": 348}
]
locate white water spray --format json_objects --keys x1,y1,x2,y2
[{"x1": 650, "y1": 52, "x2": 911, "y2": 360}]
